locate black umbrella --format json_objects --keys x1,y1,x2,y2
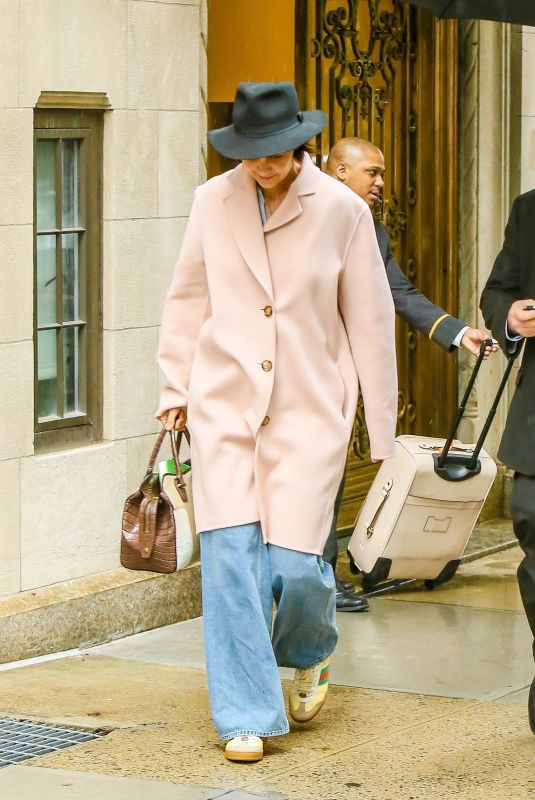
[{"x1": 408, "y1": 0, "x2": 535, "y2": 26}]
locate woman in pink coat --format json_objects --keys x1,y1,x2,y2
[{"x1": 157, "y1": 82, "x2": 397, "y2": 762}]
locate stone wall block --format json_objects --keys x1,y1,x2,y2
[
  {"x1": 103, "y1": 327, "x2": 160, "y2": 440},
  {"x1": 0, "y1": 110, "x2": 33, "y2": 226},
  {"x1": 0, "y1": 342, "x2": 34, "y2": 460},
  {"x1": 0, "y1": 459, "x2": 21, "y2": 598},
  {"x1": 158, "y1": 112, "x2": 199, "y2": 217},
  {"x1": 19, "y1": 0, "x2": 127, "y2": 108},
  {"x1": 127, "y1": 3, "x2": 199, "y2": 111},
  {"x1": 103, "y1": 217, "x2": 186, "y2": 330},
  {"x1": 200, "y1": 0, "x2": 208, "y2": 41},
  {"x1": 103, "y1": 111, "x2": 158, "y2": 221},
  {"x1": 0, "y1": 2, "x2": 19, "y2": 108},
  {"x1": 0, "y1": 225, "x2": 34, "y2": 344},
  {"x1": 20, "y1": 441, "x2": 127, "y2": 589}
]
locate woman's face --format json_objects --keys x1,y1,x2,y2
[{"x1": 242, "y1": 151, "x2": 296, "y2": 190}]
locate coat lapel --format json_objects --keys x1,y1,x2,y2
[
  {"x1": 224, "y1": 166, "x2": 273, "y2": 299},
  {"x1": 223, "y1": 155, "x2": 321, "y2": 296},
  {"x1": 263, "y1": 153, "x2": 320, "y2": 233}
]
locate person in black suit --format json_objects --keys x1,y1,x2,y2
[
  {"x1": 480, "y1": 191, "x2": 535, "y2": 735},
  {"x1": 325, "y1": 137, "x2": 496, "y2": 612}
]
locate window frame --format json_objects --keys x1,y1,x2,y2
[{"x1": 33, "y1": 103, "x2": 104, "y2": 452}]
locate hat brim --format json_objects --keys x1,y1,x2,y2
[{"x1": 207, "y1": 110, "x2": 327, "y2": 159}]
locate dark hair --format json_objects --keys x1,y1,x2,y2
[{"x1": 293, "y1": 143, "x2": 313, "y2": 162}]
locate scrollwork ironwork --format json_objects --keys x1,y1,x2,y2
[{"x1": 311, "y1": 0, "x2": 406, "y2": 133}]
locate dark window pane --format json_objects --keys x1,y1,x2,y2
[
  {"x1": 37, "y1": 235, "x2": 57, "y2": 325},
  {"x1": 63, "y1": 327, "x2": 80, "y2": 414},
  {"x1": 36, "y1": 141, "x2": 56, "y2": 230},
  {"x1": 62, "y1": 140, "x2": 80, "y2": 228},
  {"x1": 62, "y1": 233, "x2": 79, "y2": 322},
  {"x1": 37, "y1": 329, "x2": 58, "y2": 419}
]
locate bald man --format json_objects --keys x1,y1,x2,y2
[{"x1": 325, "y1": 137, "x2": 496, "y2": 611}]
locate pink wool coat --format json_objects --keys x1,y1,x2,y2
[{"x1": 157, "y1": 154, "x2": 398, "y2": 554}]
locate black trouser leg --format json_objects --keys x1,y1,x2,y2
[
  {"x1": 511, "y1": 472, "x2": 535, "y2": 661},
  {"x1": 322, "y1": 471, "x2": 347, "y2": 570}
]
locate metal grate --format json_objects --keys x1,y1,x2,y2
[{"x1": 0, "y1": 717, "x2": 102, "y2": 768}]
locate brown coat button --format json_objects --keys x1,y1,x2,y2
[
  {"x1": 261, "y1": 360, "x2": 272, "y2": 371},
  {"x1": 263, "y1": 305, "x2": 273, "y2": 317},
  {"x1": 261, "y1": 415, "x2": 270, "y2": 426}
]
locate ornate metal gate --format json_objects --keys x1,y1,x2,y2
[{"x1": 296, "y1": 0, "x2": 459, "y2": 532}]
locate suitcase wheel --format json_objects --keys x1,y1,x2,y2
[
  {"x1": 361, "y1": 577, "x2": 376, "y2": 594},
  {"x1": 424, "y1": 559, "x2": 461, "y2": 590},
  {"x1": 347, "y1": 550, "x2": 361, "y2": 575},
  {"x1": 361, "y1": 557, "x2": 392, "y2": 593}
]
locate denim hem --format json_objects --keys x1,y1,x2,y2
[
  {"x1": 220, "y1": 725, "x2": 290, "y2": 742},
  {"x1": 278, "y1": 649, "x2": 336, "y2": 671}
]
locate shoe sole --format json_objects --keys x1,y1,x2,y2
[
  {"x1": 225, "y1": 750, "x2": 263, "y2": 762},
  {"x1": 336, "y1": 605, "x2": 370, "y2": 612}
]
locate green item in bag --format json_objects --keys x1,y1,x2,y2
[{"x1": 158, "y1": 458, "x2": 191, "y2": 483}]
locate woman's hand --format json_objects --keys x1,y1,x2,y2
[{"x1": 159, "y1": 407, "x2": 187, "y2": 432}]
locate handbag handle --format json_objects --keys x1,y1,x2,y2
[
  {"x1": 169, "y1": 428, "x2": 191, "y2": 489},
  {"x1": 145, "y1": 425, "x2": 191, "y2": 478}
]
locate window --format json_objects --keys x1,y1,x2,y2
[{"x1": 34, "y1": 94, "x2": 107, "y2": 451}]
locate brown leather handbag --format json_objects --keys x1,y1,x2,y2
[{"x1": 120, "y1": 426, "x2": 196, "y2": 573}]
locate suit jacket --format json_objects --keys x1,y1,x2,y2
[
  {"x1": 375, "y1": 221, "x2": 465, "y2": 350},
  {"x1": 156, "y1": 155, "x2": 398, "y2": 553},
  {"x1": 480, "y1": 190, "x2": 535, "y2": 476}
]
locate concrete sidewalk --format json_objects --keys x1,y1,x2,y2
[{"x1": 0, "y1": 545, "x2": 533, "y2": 799}]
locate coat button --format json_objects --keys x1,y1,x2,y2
[
  {"x1": 261, "y1": 360, "x2": 272, "y2": 372},
  {"x1": 263, "y1": 305, "x2": 273, "y2": 317},
  {"x1": 261, "y1": 415, "x2": 270, "y2": 426}
]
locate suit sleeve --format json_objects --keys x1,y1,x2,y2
[
  {"x1": 339, "y1": 207, "x2": 398, "y2": 461},
  {"x1": 380, "y1": 225, "x2": 464, "y2": 351},
  {"x1": 156, "y1": 189, "x2": 210, "y2": 417},
  {"x1": 480, "y1": 197, "x2": 524, "y2": 357}
]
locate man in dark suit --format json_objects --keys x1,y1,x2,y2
[
  {"x1": 325, "y1": 137, "x2": 495, "y2": 612},
  {"x1": 480, "y1": 191, "x2": 535, "y2": 735}
]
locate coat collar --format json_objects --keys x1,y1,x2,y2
[{"x1": 223, "y1": 154, "x2": 321, "y2": 296}]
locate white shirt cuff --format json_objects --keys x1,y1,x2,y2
[
  {"x1": 505, "y1": 321, "x2": 523, "y2": 342},
  {"x1": 452, "y1": 326, "x2": 469, "y2": 348}
]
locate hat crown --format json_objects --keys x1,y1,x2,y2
[{"x1": 233, "y1": 82, "x2": 301, "y2": 138}]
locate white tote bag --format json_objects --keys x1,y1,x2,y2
[{"x1": 158, "y1": 429, "x2": 198, "y2": 570}]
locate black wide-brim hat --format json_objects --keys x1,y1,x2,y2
[{"x1": 207, "y1": 82, "x2": 327, "y2": 160}]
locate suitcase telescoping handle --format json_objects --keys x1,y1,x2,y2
[{"x1": 434, "y1": 339, "x2": 516, "y2": 482}]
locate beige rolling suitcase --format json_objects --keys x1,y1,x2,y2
[{"x1": 347, "y1": 342, "x2": 515, "y2": 589}]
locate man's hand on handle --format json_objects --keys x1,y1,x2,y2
[
  {"x1": 461, "y1": 327, "x2": 499, "y2": 358},
  {"x1": 507, "y1": 300, "x2": 535, "y2": 338},
  {"x1": 159, "y1": 407, "x2": 187, "y2": 431}
]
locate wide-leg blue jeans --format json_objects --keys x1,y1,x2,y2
[{"x1": 199, "y1": 522, "x2": 338, "y2": 741}]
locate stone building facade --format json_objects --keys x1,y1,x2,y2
[{"x1": 0, "y1": 0, "x2": 206, "y2": 603}]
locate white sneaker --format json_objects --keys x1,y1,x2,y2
[
  {"x1": 224, "y1": 734, "x2": 263, "y2": 762},
  {"x1": 289, "y1": 658, "x2": 330, "y2": 723}
]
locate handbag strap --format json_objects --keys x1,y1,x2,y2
[
  {"x1": 169, "y1": 428, "x2": 191, "y2": 491},
  {"x1": 145, "y1": 425, "x2": 191, "y2": 477},
  {"x1": 146, "y1": 426, "x2": 167, "y2": 475}
]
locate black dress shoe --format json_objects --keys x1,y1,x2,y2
[
  {"x1": 335, "y1": 578, "x2": 357, "y2": 595},
  {"x1": 335, "y1": 591, "x2": 370, "y2": 612},
  {"x1": 529, "y1": 679, "x2": 535, "y2": 735}
]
